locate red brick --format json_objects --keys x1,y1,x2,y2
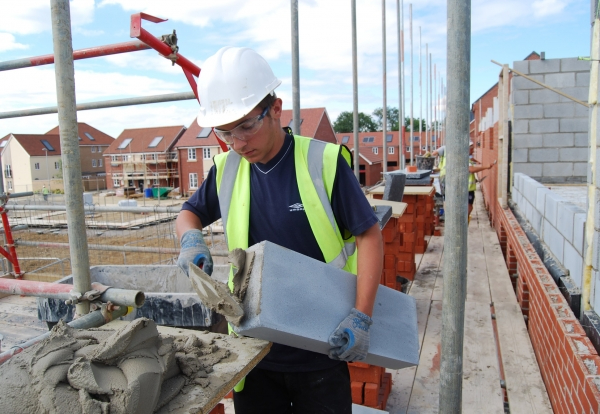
[
  {"x1": 364, "y1": 383, "x2": 379, "y2": 407},
  {"x1": 351, "y1": 381, "x2": 364, "y2": 405},
  {"x1": 384, "y1": 255, "x2": 396, "y2": 270},
  {"x1": 404, "y1": 232, "x2": 416, "y2": 243},
  {"x1": 348, "y1": 363, "x2": 384, "y2": 385},
  {"x1": 209, "y1": 403, "x2": 225, "y2": 414}
]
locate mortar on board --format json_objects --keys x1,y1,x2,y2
[{"x1": 37, "y1": 265, "x2": 231, "y2": 329}]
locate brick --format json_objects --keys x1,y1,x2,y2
[
  {"x1": 545, "y1": 72, "x2": 576, "y2": 88},
  {"x1": 513, "y1": 133, "x2": 543, "y2": 149},
  {"x1": 558, "y1": 87, "x2": 589, "y2": 103},
  {"x1": 560, "y1": 118, "x2": 588, "y2": 133},
  {"x1": 561, "y1": 58, "x2": 591, "y2": 73},
  {"x1": 364, "y1": 383, "x2": 379, "y2": 407},
  {"x1": 513, "y1": 73, "x2": 545, "y2": 89},
  {"x1": 384, "y1": 255, "x2": 396, "y2": 270},
  {"x1": 530, "y1": 88, "x2": 562, "y2": 104},
  {"x1": 209, "y1": 403, "x2": 225, "y2": 414},
  {"x1": 348, "y1": 363, "x2": 385, "y2": 385},
  {"x1": 382, "y1": 226, "x2": 397, "y2": 243},
  {"x1": 529, "y1": 148, "x2": 558, "y2": 162},
  {"x1": 351, "y1": 381, "x2": 364, "y2": 404},
  {"x1": 514, "y1": 104, "x2": 543, "y2": 119},
  {"x1": 530, "y1": 59, "x2": 561, "y2": 73},
  {"x1": 543, "y1": 132, "x2": 575, "y2": 147},
  {"x1": 544, "y1": 103, "x2": 576, "y2": 119},
  {"x1": 576, "y1": 71, "x2": 590, "y2": 87},
  {"x1": 542, "y1": 162, "x2": 573, "y2": 178}
]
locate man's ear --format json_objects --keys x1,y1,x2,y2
[{"x1": 271, "y1": 98, "x2": 283, "y2": 119}]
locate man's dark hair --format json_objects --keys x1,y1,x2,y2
[{"x1": 258, "y1": 92, "x2": 277, "y2": 113}]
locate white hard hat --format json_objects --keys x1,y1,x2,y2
[{"x1": 197, "y1": 46, "x2": 282, "y2": 127}]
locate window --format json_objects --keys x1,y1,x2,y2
[
  {"x1": 197, "y1": 128, "x2": 211, "y2": 138},
  {"x1": 91, "y1": 146, "x2": 96, "y2": 153},
  {"x1": 188, "y1": 148, "x2": 197, "y2": 160},
  {"x1": 85, "y1": 132, "x2": 95, "y2": 141},
  {"x1": 113, "y1": 179, "x2": 120, "y2": 187},
  {"x1": 387, "y1": 134, "x2": 393, "y2": 142},
  {"x1": 99, "y1": 158, "x2": 103, "y2": 167},
  {"x1": 117, "y1": 138, "x2": 132, "y2": 149},
  {"x1": 98, "y1": 147, "x2": 103, "y2": 153},
  {"x1": 122, "y1": 154, "x2": 130, "y2": 162},
  {"x1": 92, "y1": 159, "x2": 97, "y2": 167},
  {"x1": 406, "y1": 146, "x2": 410, "y2": 152},
  {"x1": 4, "y1": 165, "x2": 11, "y2": 178},
  {"x1": 413, "y1": 136, "x2": 420, "y2": 141},
  {"x1": 0, "y1": 141, "x2": 7, "y2": 148},
  {"x1": 362, "y1": 137, "x2": 375, "y2": 143},
  {"x1": 389, "y1": 147, "x2": 395, "y2": 154},
  {"x1": 41, "y1": 140, "x2": 55, "y2": 151},
  {"x1": 203, "y1": 148, "x2": 211, "y2": 159},
  {"x1": 35, "y1": 163, "x2": 40, "y2": 170},
  {"x1": 342, "y1": 136, "x2": 349, "y2": 144},
  {"x1": 153, "y1": 175, "x2": 159, "y2": 185},
  {"x1": 55, "y1": 162, "x2": 60, "y2": 170},
  {"x1": 111, "y1": 155, "x2": 119, "y2": 162},
  {"x1": 373, "y1": 148, "x2": 378, "y2": 155},
  {"x1": 148, "y1": 136, "x2": 163, "y2": 148},
  {"x1": 147, "y1": 153, "x2": 156, "y2": 161},
  {"x1": 189, "y1": 173, "x2": 198, "y2": 188},
  {"x1": 7, "y1": 181, "x2": 12, "y2": 190}
]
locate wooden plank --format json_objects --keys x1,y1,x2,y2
[
  {"x1": 406, "y1": 300, "x2": 442, "y2": 413},
  {"x1": 408, "y1": 236, "x2": 443, "y2": 301},
  {"x1": 366, "y1": 185, "x2": 435, "y2": 197},
  {"x1": 482, "y1": 229, "x2": 517, "y2": 303},
  {"x1": 467, "y1": 226, "x2": 492, "y2": 303},
  {"x1": 368, "y1": 198, "x2": 408, "y2": 217},
  {"x1": 494, "y1": 301, "x2": 553, "y2": 414},
  {"x1": 461, "y1": 301, "x2": 504, "y2": 414}
]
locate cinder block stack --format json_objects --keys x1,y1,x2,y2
[{"x1": 349, "y1": 362, "x2": 392, "y2": 410}]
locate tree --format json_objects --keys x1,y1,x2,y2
[
  {"x1": 372, "y1": 106, "x2": 400, "y2": 131},
  {"x1": 333, "y1": 111, "x2": 378, "y2": 133},
  {"x1": 404, "y1": 117, "x2": 427, "y2": 131}
]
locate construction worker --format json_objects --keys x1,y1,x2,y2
[
  {"x1": 468, "y1": 141, "x2": 496, "y2": 221},
  {"x1": 42, "y1": 185, "x2": 49, "y2": 202},
  {"x1": 431, "y1": 145, "x2": 446, "y2": 198},
  {"x1": 175, "y1": 46, "x2": 383, "y2": 413}
]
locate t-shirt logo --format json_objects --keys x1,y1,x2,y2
[{"x1": 289, "y1": 203, "x2": 304, "y2": 212}]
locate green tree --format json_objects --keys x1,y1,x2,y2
[
  {"x1": 333, "y1": 111, "x2": 378, "y2": 133},
  {"x1": 404, "y1": 117, "x2": 427, "y2": 131},
  {"x1": 372, "y1": 106, "x2": 400, "y2": 131}
]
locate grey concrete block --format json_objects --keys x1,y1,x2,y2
[
  {"x1": 235, "y1": 241, "x2": 420, "y2": 369},
  {"x1": 577, "y1": 71, "x2": 591, "y2": 87},
  {"x1": 559, "y1": 147, "x2": 588, "y2": 162},
  {"x1": 593, "y1": 231, "x2": 600, "y2": 271},
  {"x1": 561, "y1": 58, "x2": 591, "y2": 73},
  {"x1": 544, "y1": 72, "x2": 576, "y2": 89},
  {"x1": 557, "y1": 203, "x2": 585, "y2": 244},
  {"x1": 514, "y1": 173, "x2": 524, "y2": 192},
  {"x1": 513, "y1": 148, "x2": 528, "y2": 162},
  {"x1": 574, "y1": 162, "x2": 589, "y2": 178},
  {"x1": 563, "y1": 241, "x2": 584, "y2": 287},
  {"x1": 543, "y1": 133, "x2": 574, "y2": 147},
  {"x1": 543, "y1": 103, "x2": 575, "y2": 119},
  {"x1": 513, "y1": 90, "x2": 529, "y2": 105},
  {"x1": 536, "y1": 186, "x2": 551, "y2": 213},
  {"x1": 560, "y1": 118, "x2": 589, "y2": 133},
  {"x1": 513, "y1": 74, "x2": 545, "y2": 90},
  {"x1": 530, "y1": 89, "x2": 561, "y2": 104},
  {"x1": 525, "y1": 200, "x2": 534, "y2": 224},
  {"x1": 530, "y1": 206, "x2": 543, "y2": 235},
  {"x1": 558, "y1": 87, "x2": 589, "y2": 103},
  {"x1": 530, "y1": 148, "x2": 559, "y2": 162},
  {"x1": 542, "y1": 162, "x2": 573, "y2": 177},
  {"x1": 530, "y1": 119, "x2": 559, "y2": 134},
  {"x1": 514, "y1": 162, "x2": 543, "y2": 177},
  {"x1": 530, "y1": 59, "x2": 561, "y2": 74},
  {"x1": 513, "y1": 60, "x2": 529, "y2": 73},
  {"x1": 544, "y1": 191, "x2": 564, "y2": 227},
  {"x1": 575, "y1": 132, "x2": 589, "y2": 147},
  {"x1": 542, "y1": 218, "x2": 564, "y2": 263},
  {"x1": 383, "y1": 173, "x2": 406, "y2": 202},
  {"x1": 513, "y1": 120, "x2": 529, "y2": 134},
  {"x1": 514, "y1": 104, "x2": 543, "y2": 119},
  {"x1": 513, "y1": 134, "x2": 542, "y2": 149},
  {"x1": 574, "y1": 212, "x2": 586, "y2": 255},
  {"x1": 352, "y1": 404, "x2": 388, "y2": 413},
  {"x1": 575, "y1": 103, "x2": 589, "y2": 117}
]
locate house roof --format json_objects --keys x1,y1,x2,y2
[
  {"x1": 105, "y1": 125, "x2": 186, "y2": 155},
  {"x1": 176, "y1": 119, "x2": 220, "y2": 148},
  {"x1": 336, "y1": 131, "x2": 401, "y2": 148},
  {"x1": 280, "y1": 107, "x2": 331, "y2": 138},
  {"x1": 45, "y1": 122, "x2": 115, "y2": 145},
  {"x1": 350, "y1": 147, "x2": 383, "y2": 165},
  {"x1": 9, "y1": 134, "x2": 62, "y2": 156}
]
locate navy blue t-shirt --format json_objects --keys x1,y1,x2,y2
[{"x1": 182, "y1": 134, "x2": 377, "y2": 372}]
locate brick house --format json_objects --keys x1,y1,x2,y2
[
  {"x1": 351, "y1": 148, "x2": 383, "y2": 187},
  {"x1": 336, "y1": 131, "x2": 403, "y2": 180},
  {"x1": 104, "y1": 125, "x2": 186, "y2": 192},
  {"x1": 1, "y1": 123, "x2": 114, "y2": 193},
  {"x1": 280, "y1": 107, "x2": 337, "y2": 143}
]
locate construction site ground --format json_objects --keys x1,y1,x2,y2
[{"x1": 0, "y1": 190, "x2": 554, "y2": 413}]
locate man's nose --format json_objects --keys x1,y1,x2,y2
[{"x1": 232, "y1": 135, "x2": 247, "y2": 150}]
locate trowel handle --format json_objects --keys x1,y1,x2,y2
[{"x1": 193, "y1": 253, "x2": 212, "y2": 276}]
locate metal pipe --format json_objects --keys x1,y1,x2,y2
[
  {"x1": 51, "y1": 0, "x2": 92, "y2": 316},
  {"x1": 382, "y1": 0, "x2": 388, "y2": 174},
  {"x1": 0, "y1": 305, "x2": 129, "y2": 365},
  {"x1": 291, "y1": 0, "x2": 301, "y2": 137},
  {"x1": 8, "y1": 192, "x2": 34, "y2": 198},
  {"x1": 426, "y1": 44, "x2": 429, "y2": 152},
  {"x1": 430, "y1": 53, "x2": 433, "y2": 149},
  {"x1": 409, "y1": 4, "x2": 414, "y2": 166},
  {"x1": 0, "y1": 40, "x2": 150, "y2": 72},
  {"x1": 352, "y1": 0, "x2": 360, "y2": 180},
  {"x1": 5, "y1": 204, "x2": 180, "y2": 213},
  {"x1": 419, "y1": 26, "x2": 422, "y2": 155},
  {"x1": 0, "y1": 92, "x2": 196, "y2": 120},
  {"x1": 439, "y1": 0, "x2": 471, "y2": 410},
  {"x1": 397, "y1": 0, "x2": 404, "y2": 170},
  {"x1": 100, "y1": 286, "x2": 145, "y2": 308},
  {"x1": 401, "y1": 0, "x2": 406, "y2": 169},
  {"x1": 15, "y1": 239, "x2": 229, "y2": 257}
]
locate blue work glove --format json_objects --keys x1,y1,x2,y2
[
  {"x1": 177, "y1": 229, "x2": 213, "y2": 277},
  {"x1": 328, "y1": 308, "x2": 373, "y2": 362}
]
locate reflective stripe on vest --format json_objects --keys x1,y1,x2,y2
[
  {"x1": 468, "y1": 160, "x2": 477, "y2": 191},
  {"x1": 214, "y1": 135, "x2": 357, "y2": 282},
  {"x1": 439, "y1": 155, "x2": 446, "y2": 178}
]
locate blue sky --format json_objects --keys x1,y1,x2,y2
[{"x1": 0, "y1": 0, "x2": 591, "y2": 138}]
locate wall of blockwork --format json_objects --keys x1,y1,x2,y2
[{"x1": 497, "y1": 199, "x2": 600, "y2": 413}]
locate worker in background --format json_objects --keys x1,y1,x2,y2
[
  {"x1": 42, "y1": 185, "x2": 49, "y2": 202},
  {"x1": 431, "y1": 145, "x2": 446, "y2": 198},
  {"x1": 467, "y1": 141, "x2": 496, "y2": 222},
  {"x1": 175, "y1": 46, "x2": 383, "y2": 414}
]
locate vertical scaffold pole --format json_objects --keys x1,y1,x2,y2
[
  {"x1": 382, "y1": 0, "x2": 388, "y2": 173},
  {"x1": 439, "y1": 0, "x2": 471, "y2": 411},
  {"x1": 291, "y1": 0, "x2": 301, "y2": 137},
  {"x1": 352, "y1": 0, "x2": 360, "y2": 180},
  {"x1": 50, "y1": 0, "x2": 91, "y2": 316}
]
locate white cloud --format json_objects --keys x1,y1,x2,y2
[
  {"x1": 0, "y1": 33, "x2": 29, "y2": 53},
  {"x1": 532, "y1": 0, "x2": 570, "y2": 18}
]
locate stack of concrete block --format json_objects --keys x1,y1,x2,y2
[
  {"x1": 349, "y1": 362, "x2": 392, "y2": 410},
  {"x1": 511, "y1": 172, "x2": 586, "y2": 300},
  {"x1": 511, "y1": 58, "x2": 589, "y2": 184}
]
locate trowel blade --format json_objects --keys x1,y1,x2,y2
[{"x1": 188, "y1": 262, "x2": 245, "y2": 324}]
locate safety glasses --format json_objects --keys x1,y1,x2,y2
[{"x1": 213, "y1": 105, "x2": 270, "y2": 145}]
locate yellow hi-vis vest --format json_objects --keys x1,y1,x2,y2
[
  {"x1": 213, "y1": 135, "x2": 358, "y2": 391},
  {"x1": 468, "y1": 159, "x2": 477, "y2": 192},
  {"x1": 438, "y1": 154, "x2": 446, "y2": 178}
]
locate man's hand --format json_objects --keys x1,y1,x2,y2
[
  {"x1": 177, "y1": 229, "x2": 213, "y2": 277},
  {"x1": 328, "y1": 308, "x2": 373, "y2": 362}
]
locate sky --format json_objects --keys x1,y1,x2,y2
[{"x1": 0, "y1": 0, "x2": 592, "y2": 139}]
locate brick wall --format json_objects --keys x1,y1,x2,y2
[
  {"x1": 497, "y1": 199, "x2": 600, "y2": 413},
  {"x1": 511, "y1": 58, "x2": 590, "y2": 183}
]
